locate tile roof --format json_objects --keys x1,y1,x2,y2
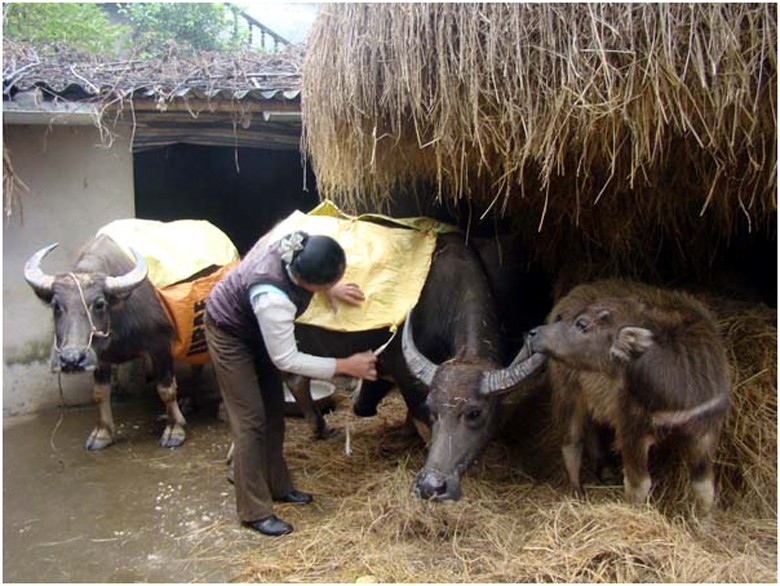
[{"x1": 3, "y1": 40, "x2": 303, "y2": 105}]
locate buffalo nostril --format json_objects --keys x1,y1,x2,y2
[
  {"x1": 415, "y1": 470, "x2": 448, "y2": 499},
  {"x1": 60, "y1": 348, "x2": 87, "y2": 370}
]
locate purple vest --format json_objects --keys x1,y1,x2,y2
[{"x1": 206, "y1": 240, "x2": 313, "y2": 342}]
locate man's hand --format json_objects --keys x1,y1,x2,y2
[
  {"x1": 327, "y1": 282, "x2": 366, "y2": 307},
  {"x1": 336, "y1": 351, "x2": 378, "y2": 380}
]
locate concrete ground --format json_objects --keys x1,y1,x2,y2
[{"x1": 3, "y1": 397, "x2": 259, "y2": 582}]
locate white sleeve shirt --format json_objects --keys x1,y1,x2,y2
[{"x1": 249, "y1": 284, "x2": 337, "y2": 380}]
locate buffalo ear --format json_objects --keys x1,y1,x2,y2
[
  {"x1": 105, "y1": 289, "x2": 133, "y2": 303},
  {"x1": 610, "y1": 326, "x2": 653, "y2": 362},
  {"x1": 33, "y1": 288, "x2": 55, "y2": 304}
]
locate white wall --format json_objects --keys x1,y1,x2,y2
[{"x1": 3, "y1": 122, "x2": 135, "y2": 415}]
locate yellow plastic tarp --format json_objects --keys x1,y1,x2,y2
[
  {"x1": 308, "y1": 200, "x2": 461, "y2": 235},
  {"x1": 97, "y1": 219, "x2": 239, "y2": 289},
  {"x1": 97, "y1": 218, "x2": 239, "y2": 364},
  {"x1": 262, "y1": 201, "x2": 456, "y2": 332}
]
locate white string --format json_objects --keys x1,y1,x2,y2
[
  {"x1": 344, "y1": 328, "x2": 398, "y2": 456},
  {"x1": 50, "y1": 372, "x2": 66, "y2": 472},
  {"x1": 52, "y1": 274, "x2": 111, "y2": 357},
  {"x1": 69, "y1": 272, "x2": 111, "y2": 340}
]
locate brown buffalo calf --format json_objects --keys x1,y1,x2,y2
[{"x1": 528, "y1": 279, "x2": 730, "y2": 511}]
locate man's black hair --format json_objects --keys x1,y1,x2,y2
[{"x1": 290, "y1": 234, "x2": 346, "y2": 285}]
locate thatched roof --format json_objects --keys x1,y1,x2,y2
[{"x1": 302, "y1": 4, "x2": 777, "y2": 275}]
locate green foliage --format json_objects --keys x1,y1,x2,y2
[
  {"x1": 117, "y1": 3, "x2": 249, "y2": 55},
  {"x1": 3, "y1": 3, "x2": 130, "y2": 55},
  {"x1": 2, "y1": 3, "x2": 250, "y2": 58}
]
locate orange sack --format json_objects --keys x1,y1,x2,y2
[{"x1": 155, "y1": 262, "x2": 238, "y2": 364}]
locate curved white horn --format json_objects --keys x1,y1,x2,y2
[
  {"x1": 23, "y1": 243, "x2": 59, "y2": 297},
  {"x1": 480, "y1": 344, "x2": 547, "y2": 395},
  {"x1": 401, "y1": 310, "x2": 438, "y2": 387},
  {"x1": 104, "y1": 246, "x2": 148, "y2": 297}
]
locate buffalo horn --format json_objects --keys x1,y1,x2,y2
[
  {"x1": 480, "y1": 345, "x2": 547, "y2": 395},
  {"x1": 401, "y1": 310, "x2": 438, "y2": 387},
  {"x1": 23, "y1": 243, "x2": 59, "y2": 296},
  {"x1": 104, "y1": 246, "x2": 148, "y2": 297}
]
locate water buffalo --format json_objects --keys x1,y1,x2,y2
[
  {"x1": 527, "y1": 279, "x2": 730, "y2": 511},
  {"x1": 287, "y1": 233, "x2": 547, "y2": 501},
  {"x1": 23, "y1": 235, "x2": 187, "y2": 450}
]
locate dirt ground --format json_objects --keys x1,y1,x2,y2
[
  {"x1": 3, "y1": 395, "x2": 254, "y2": 583},
  {"x1": 4, "y1": 382, "x2": 777, "y2": 583}
]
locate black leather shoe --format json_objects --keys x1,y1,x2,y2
[
  {"x1": 274, "y1": 489, "x2": 313, "y2": 504},
  {"x1": 244, "y1": 515, "x2": 293, "y2": 536}
]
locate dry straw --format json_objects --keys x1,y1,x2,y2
[
  {"x1": 302, "y1": 4, "x2": 776, "y2": 271},
  {"x1": 232, "y1": 299, "x2": 776, "y2": 583}
]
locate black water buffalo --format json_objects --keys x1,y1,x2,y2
[
  {"x1": 24, "y1": 236, "x2": 187, "y2": 450},
  {"x1": 527, "y1": 279, "x2": 730, "y2": 511},
  {"x1": 287, "y1": 233, "x2": 547, "y2": 501}
]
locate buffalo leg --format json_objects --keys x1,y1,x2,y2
[
  {"x1": 352, "y1": 379, "x2": 394, "y2": 417},
  {"x1": 586, "y1": 422, "x2": 621, "y2": 484},
  {"x1": 559, "y1": 401, "x2": 589, "y2": 497},
  {"x1": 154, "y1": 353, "x2": 186, "y2": 447},
  {"x1": 149, "y1": 346, "x2": 187, "y2": 448},
  {"x1": 85, "y1": 364, "x2": 116, "y2": 451},
  {"x1": 158, "y1": 378, "x2": 186, "y2": 447},
  {"x1": 684, "y1": 430, "x2": 717, "y2": 512},
  {"x1": 621, "y1": 432, "x2": 654, "y2": 504},
  {"x1": 285, "y1": 374, "x2": 334, "y2": 439}
]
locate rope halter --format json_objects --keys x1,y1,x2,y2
[{"x1": 52, "y1": 273, "x2": 111, "y2": 355}]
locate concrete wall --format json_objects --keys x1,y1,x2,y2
[{"x1": 3, "y1": 122, "x2": 135, "y2": 415}]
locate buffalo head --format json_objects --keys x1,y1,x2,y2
[
  {"x1": 402, "y1": 312, "x2": 546, "y2": 501},
  {"x1": 527, "y1": 297, "x2": 654, "y2": 373},
  {"x1": 24, "y1": 243, "x2": 148, "y2": 372}
]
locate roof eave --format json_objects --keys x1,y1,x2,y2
[{"x1": 3, "y1": 98, "x2": 100, "y2": 126}]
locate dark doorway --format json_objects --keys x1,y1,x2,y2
[{"x1": 133, "y1": 144, "x2": 319, "y2": 255}]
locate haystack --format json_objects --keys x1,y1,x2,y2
[{"x1": 302, "y1": 4, "x2": 776, "y2": 276}]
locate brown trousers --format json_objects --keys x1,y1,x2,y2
[{"x1": 204, "y1": 312, "x2": 293, "y2": 523}]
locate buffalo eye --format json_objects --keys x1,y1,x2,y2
[
  {"x1": 575, "y1": 316, "x2": 589, "y2": 332},
  {"x1": 93, "y1": 298, "x2": 108, "y2": 312},
  {"x1": 463, "y1": 407, "x2": 482, "y2": 423}
]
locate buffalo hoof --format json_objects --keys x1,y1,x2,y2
[
  {"x1": 314, "y1": 425, "x2": 339, "y2": 440},
  {"x1": 570, "y1": 484, "x2": 586, "y2": 500},
  {"x1": 159, "y1": 424, "x2": 186, "y2": 448},
  {"x1": 85, "y1": 427, "x2": 115, "y2": 451},
  {"x1": 596, "y1": 463, "x2": 622, "y2": 485}
]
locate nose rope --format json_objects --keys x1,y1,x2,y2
[
  {"x1": 52, "y1": 273, "x2": 111, "y2": 357},
  {"x1": 49, "y1": 372, "x2": 67, "y2": 472}
]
